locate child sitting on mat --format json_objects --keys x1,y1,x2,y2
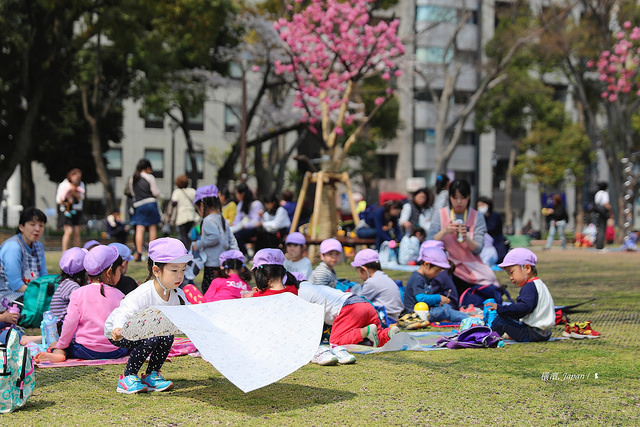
[
  {"x1": 105, "y1": 237, "x2": 192, "y2": 394},
  {"x1": 310, "y1": 239, "x2": 342, "y2": 288},
  {"x1": 350, "y1": 248, "x2": 404, "y2": 323},
  {"x1": 183, "y1": 250, "x2": 251, "y2": 303},
  {"x1": 485, "y1": 248, "x2": 555, "y2": 342},
  {"x1": 283, "y1": 232, "x2": 313, "y2": 281},
  {"x1": 50, "y1": 247, "x2": 88, "y2": 331},
  {"x1": 408, "y1": 245, "x2": 468, "y2": 323},
  {"x1": 36, "y1": 245, "x2": 128, "y2": 363},
  {"x1": 250, "y1": 249, "x2": 299, "y2": 297}
]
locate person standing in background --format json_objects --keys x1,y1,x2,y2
[
  {"x1": 170, "y1": 175, "x2": 199, "y2": 250},
  {"x1": 594, "y1": 182, "x2": 612, "y2": 250},
  {"x1": 129, "y1": 159, "x2": 162, "y2": 261},
  {"x1": 56, "y1": 168, "x2": 85, "y2": 252},
  {"x1": 543, "y1": 194, "x2": 568, "y2": 250}
]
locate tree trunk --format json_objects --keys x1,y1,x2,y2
[
  {"x1": 315, "y1": 182, "x2": 338, "y2": 240},
  {"x1": 89, "y1": 121, "x2": 116, "y2": 214},
  {"x1": 20, "y1": 159, "x2": 35, "y2": 209},
  {"x1": 504, "y1": 143, "x2": 517, "y2": 234},
  {"x1": 574, "y1": 187, "x2": 584, "y2": 242}
]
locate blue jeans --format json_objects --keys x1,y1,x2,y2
[
  {"x1": 491, "y1": 316, "x2": 551, "y2": 342},
  {"x1": 429, "y1": 305, "x2": 469, "y2": 323},
  {"x1": 545, "y1": 220, "x2": 567, "y2": 249},
  {"x1": 66, "y1": 340, "x2": 130, "y2": 360}
]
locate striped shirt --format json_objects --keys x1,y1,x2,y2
[
  {"x1": 310, "y1": 262, "x2": 338, "y2": 288},
  {"x1": 50, "y1": 278, "x2": 81, "y2": 323}
]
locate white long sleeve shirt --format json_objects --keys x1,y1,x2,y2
[{"x1": 104, "y1": 280, "x2": 189, "y2": 338}]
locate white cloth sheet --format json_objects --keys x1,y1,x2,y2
[{"x1": 156, "y1": 293, "x2": 324, "y2": 393}]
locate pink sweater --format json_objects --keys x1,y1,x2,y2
[
  {"x1": 203, "y1": 273, "x2": 250, "y2": 302},
  {"x1": 57, "y1": 283, "x2": 124, "y2": 352}
]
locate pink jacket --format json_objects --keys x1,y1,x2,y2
[
  {"x1": 203, "y1": 273, "x2": 250, "y2": 302},
  {"x1": 57, "y1": 283, "x2": 124, "y2": 352}
]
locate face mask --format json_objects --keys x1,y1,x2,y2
[{"x1": 477, "y1": 206, "x2": 488, "y2": 215}]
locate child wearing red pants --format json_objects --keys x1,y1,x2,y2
[{"x1": 298, "y1": 281, "x2": 399, "y2": 348}]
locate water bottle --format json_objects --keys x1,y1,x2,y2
[
  {"x1": 483, "y1": 298, "x2": 497, "y2": 328},
  {"x1": 454, "y1": 219, "x2": 464, "y2": 243},
  {"x1": 41, "y1": 311, "x2": 59, "y2": 349}
]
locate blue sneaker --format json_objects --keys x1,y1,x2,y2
[
  {"x1": 141, "y1": 371, "x2": 173, "y2": 392},
  {"x1": 117, "y1": 375, "x2": 148, "y2": 394}
]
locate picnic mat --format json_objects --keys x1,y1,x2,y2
[
  {"x1": 30, "y1": 337, "x2": 197, "y2": 368},
  {"x1": 343, "y1": 330, "x2": 567, "y2": 354}
]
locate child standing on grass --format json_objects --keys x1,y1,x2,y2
[
  {"x1": 202, "y1": 250, "x2": 251, "y2": 302},
  {"x1": 310, "y1": 239, "x2": 343, "y2": 288},
  {"x1": 485, "y1": 248, "x2": 555, "y2": 342},
  {"x1": 350, "y1": 249, "x2": 404, "y2": 323},
  {"x1": 50, "y1": 247, "x2": 88, "y2": 330},
  {"x1": 251, "y1": 249, "x2": 299, "y2": 297},
  {"x1": 192, "y1": 185, "x2": 238, "y2": 294},
  {"x1": 105, "y1": 237, "x2": 192, "y2": 394},
  {"x1": 283, "y1": 232, "x2": 313, "y2": 281},
  {"x1": 407, "y1": 246, "x2": 468, "y2": 323},
  {"x1": 36, "y1": 245, "x2": 128, "y2": 362}
]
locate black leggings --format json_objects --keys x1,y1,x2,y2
[{"x1": 110, "y1": 335, "x2": 174, "y2": 377}]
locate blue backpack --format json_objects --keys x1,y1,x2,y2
[{"x1": 0, "y1": 328, "x2": 35, "y2": 413}]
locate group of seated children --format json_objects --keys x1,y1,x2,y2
[{"x1": 1, "y1": 217, "x2": 557, "y2": 394}]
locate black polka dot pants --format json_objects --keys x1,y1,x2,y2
[{"x1": 110, "y1": 335, "x2": 174, "y2": 377}]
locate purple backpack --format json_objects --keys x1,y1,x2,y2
[{"x1": 436, "y1": 326, "x2": 503, "y2": 349}]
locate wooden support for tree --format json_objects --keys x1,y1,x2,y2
[{"x1": 289, "y1": 171, "x2": 359, "y2": 261}]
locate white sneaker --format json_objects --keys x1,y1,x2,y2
[
  {"x1": 311, "y1": 346, "x2": 338, "y2": 366},
  {"x1": 387, "y1": 325, "x2": 401, "y2": 339},
  {"x1": 364, "y1": 324, "x2": 379, "y2": 347},
  {"x1": 331, "y1": 346, "x2": 356, "y2": 365}
]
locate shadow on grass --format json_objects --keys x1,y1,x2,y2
[
  {"x1": 19, "y1": 400, "x2": 56, "y2": 412},
  {"x1": 172, "y1": 376, "x2": 357, "y2": 415}
]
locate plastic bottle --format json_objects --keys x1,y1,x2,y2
[
  {"x1": 483, "y1": 298, "x2": 497, "y2": 328},
  {"x1": 454, "y1": 219, "x2": 464, "y2": 242},
  {"x1": 41, "y1": 311, "x2": 59, "y2": 349}
]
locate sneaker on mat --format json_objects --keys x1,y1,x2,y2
[
  {"x1": 311, "y1": 346, "x2": 339, "y2": 366},
  {"x1": 141, "y1": 371, "x2": 174, "y2": 392},
  {"x1": 331, "y1": 346, "x2": 356, "y2": 365},
  {"x1": 570, "y1": 321, "x2": 601, "y2": 339},
  {"x1": 117, "y1": 375, "x2": 148, "y2": 394},
  {"x1": 364, "y1": 324, "x2": 379, "y2": 347},
  {"x1": 562, "y1": 322, "x2": 576, "y2": 338},
  {"x1": 387, "y1": 325, "x2": 401, "y2": 338}
]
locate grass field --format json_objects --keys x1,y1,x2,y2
[{"x1": 4, "y1": 248, "x2": 639, "y2": 425}]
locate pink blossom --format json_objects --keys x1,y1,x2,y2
[
  {"x1": 587, "y1": 59, "x2": 595, "y2": 68},
  {"x1": 334, "y1": 126, "x2": 344, "y2": 135},
  {"x1": 374, "y1": 97, "x2": 385, "y2": 106},
  {"x1": 624, "y1": 21, "x2": 632, "y2": 29},
  {"x1": 609, "y1": 93, "x2": 618, "y2": 102},
  {"x1": 252, "y1": 66, "x2": 260, "y2": 72}
]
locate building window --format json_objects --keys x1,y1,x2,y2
[
  {"x1": 225, "y1": 105, "x2": 241, "y2": 133},
  {"x1": 416, "y1": 6, "x2": 457, "y2": 23},
  {"x1": 416, "y1": 46, "x2": 453, "y2": 64},
  {"x1": 185, "y1": 150, "x2": 204, "y2": 179},
  {"x1": 104, "y1": 148, "x2": 122, "y2": 177},
  {"x1": 144, "y1": 149, "x2": 164, "y2": 178},
  {"x1": 414, "y1": 129, "x2": 436, "y2": 145},
  {"x1": 144, "y1": 113, "x2": 164, "y2": 129},
  {"x1": 187, "y1": 108, "x2": 204, "y2": 131},
  {"x1": 377, "y1": 154, "x2": 398, "y2": 179}
]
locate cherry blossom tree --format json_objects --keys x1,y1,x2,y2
[
  {"x1": 594, "y1": 20, "x2": 640, "y2": 237},
  {"x1": 274, "y1": 0, "x2": 404, "y2": 237}
]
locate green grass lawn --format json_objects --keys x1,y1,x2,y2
[{"x1": 4, "y1": 248, "x2": 639, "y2": 425}]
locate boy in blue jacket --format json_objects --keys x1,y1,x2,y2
[
  {"x1": 485, "y1": 248, "x2": 555, "y2": 342},
  {"x1": 405, "y1": 245, "x2": 468, "y2": 323}
]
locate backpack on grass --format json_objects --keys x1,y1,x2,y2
[
  {"x1": 436, "y1": 326, "x2": 503, "y2": 349},
  {"x1": 0, "y1": 328, "x2": 35, "y2": 413},
  {"x1": 19, "y1": 274, "x2": 59, "y2": 328}
]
